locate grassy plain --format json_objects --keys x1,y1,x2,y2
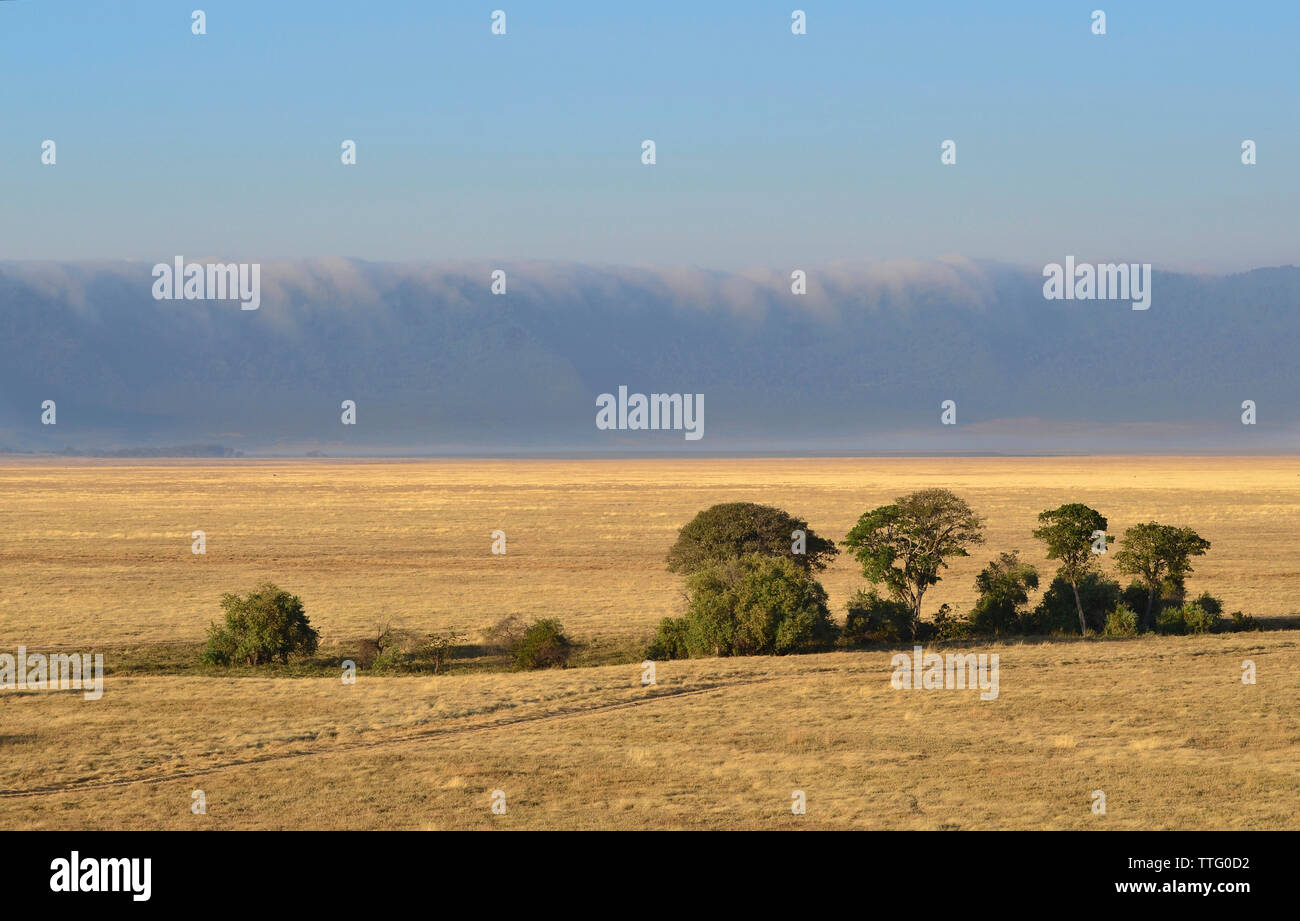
[
  {"x1": 1, "y1": 456, "x2": 1297, "y2": 647},
  {"x1": 0, "y1": 456, "x2": 1297, "y2": 829}
]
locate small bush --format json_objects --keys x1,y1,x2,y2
[
  {"x1": 512, "y1": 618, "x2": 572, "y2": 670},
  {"x1": 357, "y1": 621, "x2": 398, "y2": 668},
  {"x1": 656, "y1": 554, "x2": 836, "y2": 658},
  {"x1": 931, "y1": 603, "x2": 971, "y2": 641},
  {"x1": 482, "y1": 614, "x2": 527, "y2": 653},
  {"x1": 647, "y1": 616, "x2": 690, "y2": 660},
  {"x1": 1181, "y1": 603, "x2": 1222, "y2": 635},
  {"x1": 689, "y1": 554, "x2": 837, "y2": 655},
  {"x1": 967, "y1": 551, "x2": 1037, "y2": 636},
  {"x1": 1230, "y1": 611, "x2": 1258, "y2": 632},
  {"x1": 366, "y1": 627, "x2": 465, "y2": 674},
  {"x1": 1155, "y1": 604, "x2": 1187, "y2": 634},
  {"x1": 1191, "y1": 592, "x2": 1223, "y2": 617},
  {"x1": 418, "y1": 630, "x2": 465, "y2": 674},
  {"x1": 968, "y1": 596, "x2": 1020, "y2": 636},
  {"x1": 1103, "y1": 604, "x2": 1139, "y2": 637},
  {"x1": 368, "y1": 646, "x2": 403, "y2": 673},
  {"x1": 1156, "y1": 601, "x2": 1223, "y2": 635},
  {"x1": 840, "y1": 588, "x2": 913, "y2": 646},
  {"x1": 202, "y1": 583, "x2": 319, "y2": 666}
]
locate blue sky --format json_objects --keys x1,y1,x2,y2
[{"x1": 3, "y1": 1, "x2": 1297, "y2": 270}]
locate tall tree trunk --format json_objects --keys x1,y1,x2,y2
[
  {"x1": 1071, "y1": 581, "x2": 1087, "y2": 634},
  {"x1": 1144, "y1": 586, "x2": 1156, "y2": 632}
]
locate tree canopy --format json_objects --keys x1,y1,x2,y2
[
  {"x1": 1114, "y1": 523, "x2": 1211, "y2": 630},
  {"x1": 1032, "y1": 503, "x2": 1112, "y2": 633},
  {"x1": 666, "y1": 502, "x2": 838, "y2": 574},
  {"x1": 842, "y1": 488, "x2": 985, "y2": 637}
]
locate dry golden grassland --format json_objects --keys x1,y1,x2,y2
[
  {"x1": 0, "y1": 637, "x2": 1296, "y2": 829},
  {"x1": 1, "y1": 456, "x2": 1297, "y2": 647},
  {"x1": 0, "y1": 456, "x2": 1297, "y2": 829}
]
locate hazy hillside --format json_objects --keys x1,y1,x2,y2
[{"x1": 1, "y1": 258, "x2": 1296, "y2": 454}]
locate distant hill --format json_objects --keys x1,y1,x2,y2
[{"x1": 1, "y1": 258, "x2": 1296, "y2": 454}]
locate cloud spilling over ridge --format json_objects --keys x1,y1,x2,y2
[{"x1": 0, "y1": 257, "x2": 1296, "y2": 454}]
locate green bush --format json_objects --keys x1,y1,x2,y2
[
  {"x1": 840, "y1": 588, "x2": 913, "y2": 646},
  {"x1": 1103, "y1": 604, "x2": 1139, "y2": 637},
  {"x1": 202, "y1": 582, "x2": 319, "y2": 666},
  {"x1": 1155, "y1": 604, "x2": 1187, "y2": 634},
  {"x1": 967, "y1": 551, "x2": 1038, "y2": 636},
  {"x1": 512, "y1": 618, "x2": 573, "y2": 670},
  {"x1": 1024, "y1": 573, "x2": 1121, "y2": 635},
  {"x1": 1230, "y1": 611, "x2": 1258, "y2": 632},
  {"x1": 930, "y1": 603, "x2": 971, "y2": 641},
  {"x1": 1156, "y1": 601, "x2": 1223, "y2": 635},
  {"x1": 647, "y1": 616, "x2": 691, "y2": 660},
  {"x1": 1191, "y1": 592, "x2": 1223, "y2": 617},
  {"x1": 368, "y1": 647, "x2": 404, "y2": 673},
  {"x1": 1181, "y1": 603, "x2": 1222, "y2": 635},
  {"x1": 968, "y1": 597, "x2": 1018, "y2": 635},
  {"x1": 655, "y1": 554, "x2": 837, "y2": 658},
  {"x1": 1121, "y1": 580, "x2": 1151, "y2": 618},
  {"x1": 1118, "y1": 583, "x2": 1222, "y2": 633}
]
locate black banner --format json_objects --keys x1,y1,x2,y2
[{"x1": 1, "y1": 831, "x2": 1277, "y2": 908}]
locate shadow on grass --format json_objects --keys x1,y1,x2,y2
[{"x1": 79, "y1": 615, "x2": 1300, "y2": 679}]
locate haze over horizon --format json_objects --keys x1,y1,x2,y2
[{"x1": 2, "y1": 256, "x2": 1296, "y2": 456}]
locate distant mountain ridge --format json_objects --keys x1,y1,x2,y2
[{"x1": 1, "y1": 258, "x2": 1296, "y2": 454}]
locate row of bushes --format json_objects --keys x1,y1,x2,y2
[
  {"x1": 849, "y1": 576, "x2": 1252, "y2": 643},
  {"x1": 646, "y1": 554, "x2": 1258, "y2": 660},
  {"x1": 649, "y1": 497, "x2": 1256, "y2": 660},
  {"x1": 202, "y1": 583, "x2": 573, "y2": 672}
]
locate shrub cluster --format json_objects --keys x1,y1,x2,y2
[
  {"x1": 653, "y1": 497, "x2": 1249, "y2": 659},
  {"x1": 484, "y1": 614, "x2": 573, "y2": 670}
]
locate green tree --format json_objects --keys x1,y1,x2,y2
[
  {"x1": 968, "y1": 551, "x2": 1039, "y2": 635},
  {"x1": 666, "y1": 502, "x2": 838, "y2": 574},
  {"x1": 1032, "y1": 503, "x2": 1113, "y2": 634},
  {"x1": 652, "y1": 553, "x2": 837, "y2": 657},
  {"x1": 202, "y1": 582, "x2": 319, "y2": 666},
  {"x1": 841, "y1": 488, "x2": 984, "y2": 639},
  {"x1": 1113, "y1": 523, "x2": 1211, "y2": 631}
]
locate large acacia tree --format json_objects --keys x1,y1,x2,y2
[
  {"x1": 841, "y1": 488, "x2": 985, "y2": 638},
  {"x1": 1032, "y1": 503, "x2": 1113, "y2": 634},
  {"x1": 1113, "y1": 523, "x2": 1211, "y2": 631},
  {"x1": 666, "y1": 502, "x2": 838, "y2": 574}
]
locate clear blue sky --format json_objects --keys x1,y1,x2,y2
[{"x1": 2, "y1": 1, "x2": 1297, "y2": 271}]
